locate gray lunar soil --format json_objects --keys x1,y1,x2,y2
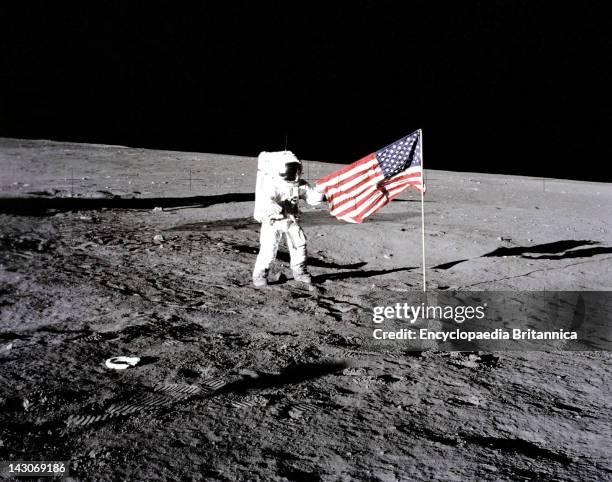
[{"x1": 0, "y1": 138, "x2": 611, "y2": 481}]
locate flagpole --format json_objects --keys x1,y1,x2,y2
[{"x1": 419, "y1": 129, "x2": 426, "y2": 292}]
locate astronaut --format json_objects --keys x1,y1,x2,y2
[{"x1": 252, "y1": 151, "x2": 325, "y2": 288}]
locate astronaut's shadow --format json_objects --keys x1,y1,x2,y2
[
  {"x1": 313, "y1": 266, "x2": 417, "y2": 283},
  {"x1": 229, "y1": 243, "x2": 367, "y2": 270}
]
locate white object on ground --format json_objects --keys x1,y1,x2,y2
[{"x1": 105, "y1": 356, "x2": 141, "y2": 370}]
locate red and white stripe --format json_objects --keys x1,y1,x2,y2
[{"x1": 316, "y1": 153, "x2": 423, "y2": 223}]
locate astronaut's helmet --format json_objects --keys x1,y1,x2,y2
[
  {"x1": 259, "y1": 150, "x2": 302, "y2": 183},
  {"x1": 256, "y1": 150, "x2": 302, "y2": 182},
  {"x1": 280, "y1": 161, "x2": 302, "y2": 182}
]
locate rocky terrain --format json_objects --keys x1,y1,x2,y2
[{"x1": 0, "y1": 138, "x2": 610, "y2": 480}]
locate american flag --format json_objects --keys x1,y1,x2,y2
[{"x1": 316, "y1": 129, "x2": 424, "y2": 223}]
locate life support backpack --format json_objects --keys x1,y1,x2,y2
[{"x1": 253, "y1": 151, "x2": 301, "y2": 223}]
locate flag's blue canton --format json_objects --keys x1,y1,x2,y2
[{"x1": 375, "y1": 131, "x2": 421, "y2": 178}]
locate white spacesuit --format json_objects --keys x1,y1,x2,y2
[{"x1": 252, "y1": 151, "x2": 324, "y2": 288}]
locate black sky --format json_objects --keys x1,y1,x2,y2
[{"x1": 1, "y1": 1, "x2": 610, "y2": 181}]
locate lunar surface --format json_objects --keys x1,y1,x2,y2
[{"x1": 0, "y1": 138, "x2": 610, "y2": 480}]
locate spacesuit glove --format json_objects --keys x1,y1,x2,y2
[{"x1": 306, "y1": 185, "x2": 325, "y2": 205}]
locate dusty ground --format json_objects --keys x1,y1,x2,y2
[{"x1": 0, "y1": 138, "x2": 611, "y2": 481}]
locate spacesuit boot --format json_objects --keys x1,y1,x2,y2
[
  {"x1": 252, "y1": 270, "x2": 268, "y2": 288},
  {"x1": 292, "y1": 265, "x2": 312, "y2": 284}
]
